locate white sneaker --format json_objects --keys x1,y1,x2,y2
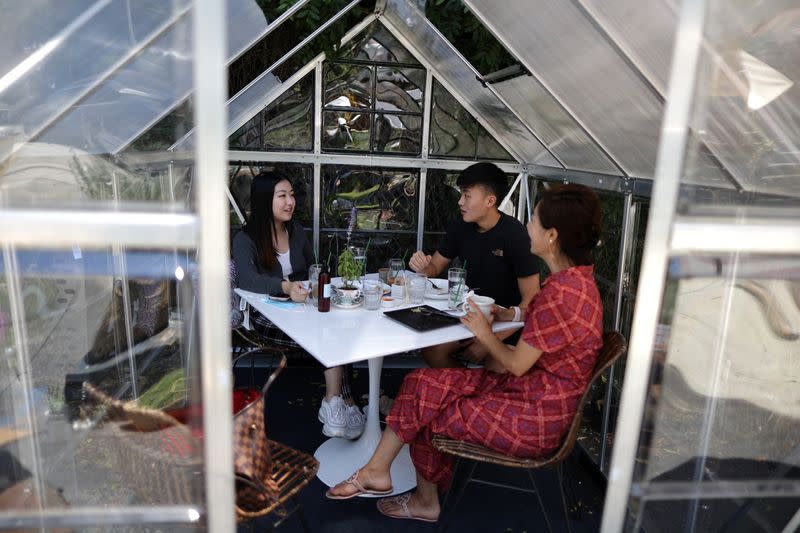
[
  {"x1": 319, "y1": 395, "x2": 347, "y2": 438},
  {"x1": 344, "y1": 404, "x2": 366, "y2": 440}
]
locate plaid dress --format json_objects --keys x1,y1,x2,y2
[{"x1": 386, "y1": 265, "x2": 602, "y2": 491}]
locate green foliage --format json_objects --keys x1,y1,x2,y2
[
  {"x1": 337, "y1": 247, "x2": 362, "y2": 286},
  {"x1": 425, "y1": 1, "x2": 517, "y2": 75}
]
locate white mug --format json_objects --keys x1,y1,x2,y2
[{"x1": 467, "y1": 295, "x2": 495, "y2": 318}]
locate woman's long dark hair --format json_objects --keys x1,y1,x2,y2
[
  {"x1": 537, "y1": 184, "x2": 602, "y2": 266},
  {"x1": 245, "y1": 171, "x2": 292, "y2": 270}
]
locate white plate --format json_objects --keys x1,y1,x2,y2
[{"x1": 425, "y1": 279, "x2": 462, "y2": 300}]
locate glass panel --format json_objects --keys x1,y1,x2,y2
[
  {"x1": 423, "y1": 1, "x2": 518, "y2": 76},
  {"x1": 229, "y1": 72, "x2": 313, "y2": 152},
  {"x1": 324, "y1": 63, "x2": 373, "y2": 109},
  {"x1": 321, "y1": 165, "x2": 419, "y2": 271},
  {"x1": 372, "y1": 113, "x2": 421, "y2": 155},
  {"x1": 1, "y1": 148, "x2": 189, "y2": 210},
  {"x1": 375, "y1": 66, "x2": 424, "y2": 113},
  {"x1": 492, "y1": 75, "x2": 620, "y2": 173},
  {"x1": 429, "y1": 80, "x2": 477, "y2": 159},
  {"x1": 384, "y1": 1, "x2": 556, "y2": 166},
  {"x1": 464, "y1": 0, "x2": 663, "y2": 177},
  {"x1": 0, "y1": 247, "x2": 204, "y2": 521},
  {"x1": 626, "y1": 254, "x2": 800, "y2": 528},
  {"x1": 476, "y1": 127, "x2": 514, "y2": 161},
  {"x1": 637, "y1": 497, "x2": 800, "y2": 532},
  {"x1": 229, "y1": 0, "x2": 361, "y2": 96},
  {"x1": 336, "y1": 22, "x2": 421, "y2": 64},
  {"x1": 227, "y1": 163, "x2": 313, "y2": 231},
  {"x1": 682, "y1": 0, "x2": 800, "y2": 201},
  {"x1": 2, "y1": 0, "x2": 191, "y2": 146},
  {"x1": 322, "y1": 111, "x2": 370, "y2": 152}
]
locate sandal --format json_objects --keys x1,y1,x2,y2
[
  {"x1": 325, "y1": 470, "x2": 393, "y2": 500},
  {"x1": 377, "y1": 493, "x2": 438, "y2": 523}
]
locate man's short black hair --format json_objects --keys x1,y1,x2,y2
[{"x1": 456, "y1": 162, "x2": 508, "y2": 204}]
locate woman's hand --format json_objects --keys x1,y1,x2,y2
[
  {"x1": 287, "y1": 281, "x2": 309, "y2": 302},
  {"x1": 491, "y1": 305, "x2": 514, "y2": 322},
  {"x1": 461, "y1": 298, "x2": 493, "y2": 341}
]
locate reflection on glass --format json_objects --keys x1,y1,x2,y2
[
  {"x1": 230, "y1": 73, "x2": 313, "y2": 151},
  {"x1": 375, "y1": 66, "x2": 424, "y2": 113},
  {"x1": 322, "y1": 165, "x2": 418, "y2": 233},
  {"x1": 429, "y1": 80, "x2": 478, "y2": 159},
  {"x1": 324, "y1": 63, "x2": 373, "y2": 109},
  {"x1": 0, "y1": 145, "x2": 189, "y2": 210},
  {"x1": 684, "y1": 2, "x2": 800, "y2": 199},
  {"x1": 628, "y1": 253, "x2": 800, "y2": 528},
  {"x1": 0, "y1": 247, "x2": 204, "y2": 511},
  {"x1": 372, "y1": 114, "x2": 421, "y2": 155},
  {"x1": 337, "y1": 22, "x2": 421, "y2": 64},
  {"x1": 322, "y1": 111, "x2": 370, "y2": 151}
]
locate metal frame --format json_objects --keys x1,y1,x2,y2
[
  {"x1": 461, "y1": 0, "x2": 627, "y2": 176},
  {"x1": 0, "y1": 210, "x2": 197, "y2": 249},
  {"x1": 228, "y1": 150, "x2": 522, "y2": 173},
  {"x1": 600, "y1": 0, "x2": 708, "y2": 529},
  {"x1": 671, "y1": 217, "x2": 800, "y2": 254},
  {"x1": 0, "y1": 506, "x2": 201, "y2": 529},
  {"x1": 377, "y1": 13, "x2": 525, "y2": 165},
  {"x1": 598, "y1": 191, "x2": 635, "y2": 473},
  {"x1": 193, "y1": 0, "x2": 234, "y2": 530},
  {"x1": 417, "y1": 167, "x2": 427, "y2": 250}
]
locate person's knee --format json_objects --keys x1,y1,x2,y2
[{"x1": 421, "y1": 344, "x2": 459, "y2": 368}]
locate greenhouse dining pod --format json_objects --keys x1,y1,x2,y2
[{"x1": 0, "y1": 0, "x2": 798, "y2": 531}]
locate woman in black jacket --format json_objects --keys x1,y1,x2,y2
[{"x1": 232, "y1": 171, "x2": 364, "y2": 440}]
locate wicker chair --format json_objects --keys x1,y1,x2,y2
[{"x1": 432, "y1": 331, "x2": 627, "y2": 533}]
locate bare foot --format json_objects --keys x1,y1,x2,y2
[
  {"x1": 377, "y1": 492, "x2": 440, "y2": 522},
  {"x1": 326, "y1": 467, "x2": 393, "y2": 499}
]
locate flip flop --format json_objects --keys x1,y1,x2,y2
[
  {"x1": 325, "y1": 470, "x2": 393, "y2": 500},
  {"x1": 376, "y1": 493, "x2": 438, "y2": 523}
]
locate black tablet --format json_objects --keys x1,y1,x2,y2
[{"x1": 382, "y1": 305, "x2": 461, "y2": 332}]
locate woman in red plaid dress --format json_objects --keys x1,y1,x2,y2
[{"x1": 327, "y1": 184, "x2": 603, "y2": 523}]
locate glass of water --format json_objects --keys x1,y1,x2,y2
[
  {"x1": 408, "y1": 274, "x2": 427, "y2": 305},
  {"x1": 362, "y1": 279, "x2": 383, "y2": 310},
  {"x1": 308, "y1": 263, "x2": 322, "y2": 304},
  {"x1": 350, "y1": 246, "x2": 366, "y2": 278},
  {"x1": 448, "y1": 267, "x2": 467, "y2": 310}
]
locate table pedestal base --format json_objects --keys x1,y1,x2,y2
[{"x1": 314, "y1": 356, "x2": 416, "y2": 496}]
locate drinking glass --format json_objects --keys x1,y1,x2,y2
[
  {"x1": 408, "y1": 274, "x2": 427, "y2": 305},
  {"x1": 389, "y1": 258, "x2": 404, "y2": 285},
  {"x1": 448, "y1": 267, "x2": 467, "y2": 310},
  {"x1": 378, "y1": 267, "x2": 390, "y2": 285},
  {"x1": 362, "y1": 279, "x2": 383, "y2": 310},
  {"x1": 308, "y1": 264, "x2": 322, "y2": 304}
]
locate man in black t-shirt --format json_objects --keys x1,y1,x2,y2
[{"x1": 409, "y1": 162, "x2": 540, "y2": 367}]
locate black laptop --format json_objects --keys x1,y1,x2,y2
[{"x1": 382, "y1": 305, "x2": 461, "y2": 332}]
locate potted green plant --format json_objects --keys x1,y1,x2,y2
[{"x1": 337, "y1": 247, "x2": 362, "y2": 289}]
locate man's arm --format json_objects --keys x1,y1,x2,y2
[
  {"x1": 517, "y1": 274, "x2": 540, "y2": 309},
  {"x1": 409, "y1": 250, "x2": 451, "y2": 278}
]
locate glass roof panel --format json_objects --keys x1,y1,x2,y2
[
  {"x1": 2, "y1": 0, "x2": 191, "y2": 147},
  {"x1": 383, "y1": 0, "x2": 557, "y2": 167},
  {"x1": 27, "y1": 0, "x2": 280, "y2": 155},
  {"x1": 683, "y1": 0, "x2": 800, "y2": 199},
  {"x1": 464, "y1": 0, "x2": 662, "y2": 177},
  {"x1": 493, "y1": 75, "x2": 619, "y2": 174}
]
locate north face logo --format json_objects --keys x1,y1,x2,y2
[{"x1": 492, "y1": 249, "x2": 504, "y2": 257}]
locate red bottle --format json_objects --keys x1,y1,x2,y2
[{"x1": 318, "y1": 267, "x2": 331, "y2": 312}]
